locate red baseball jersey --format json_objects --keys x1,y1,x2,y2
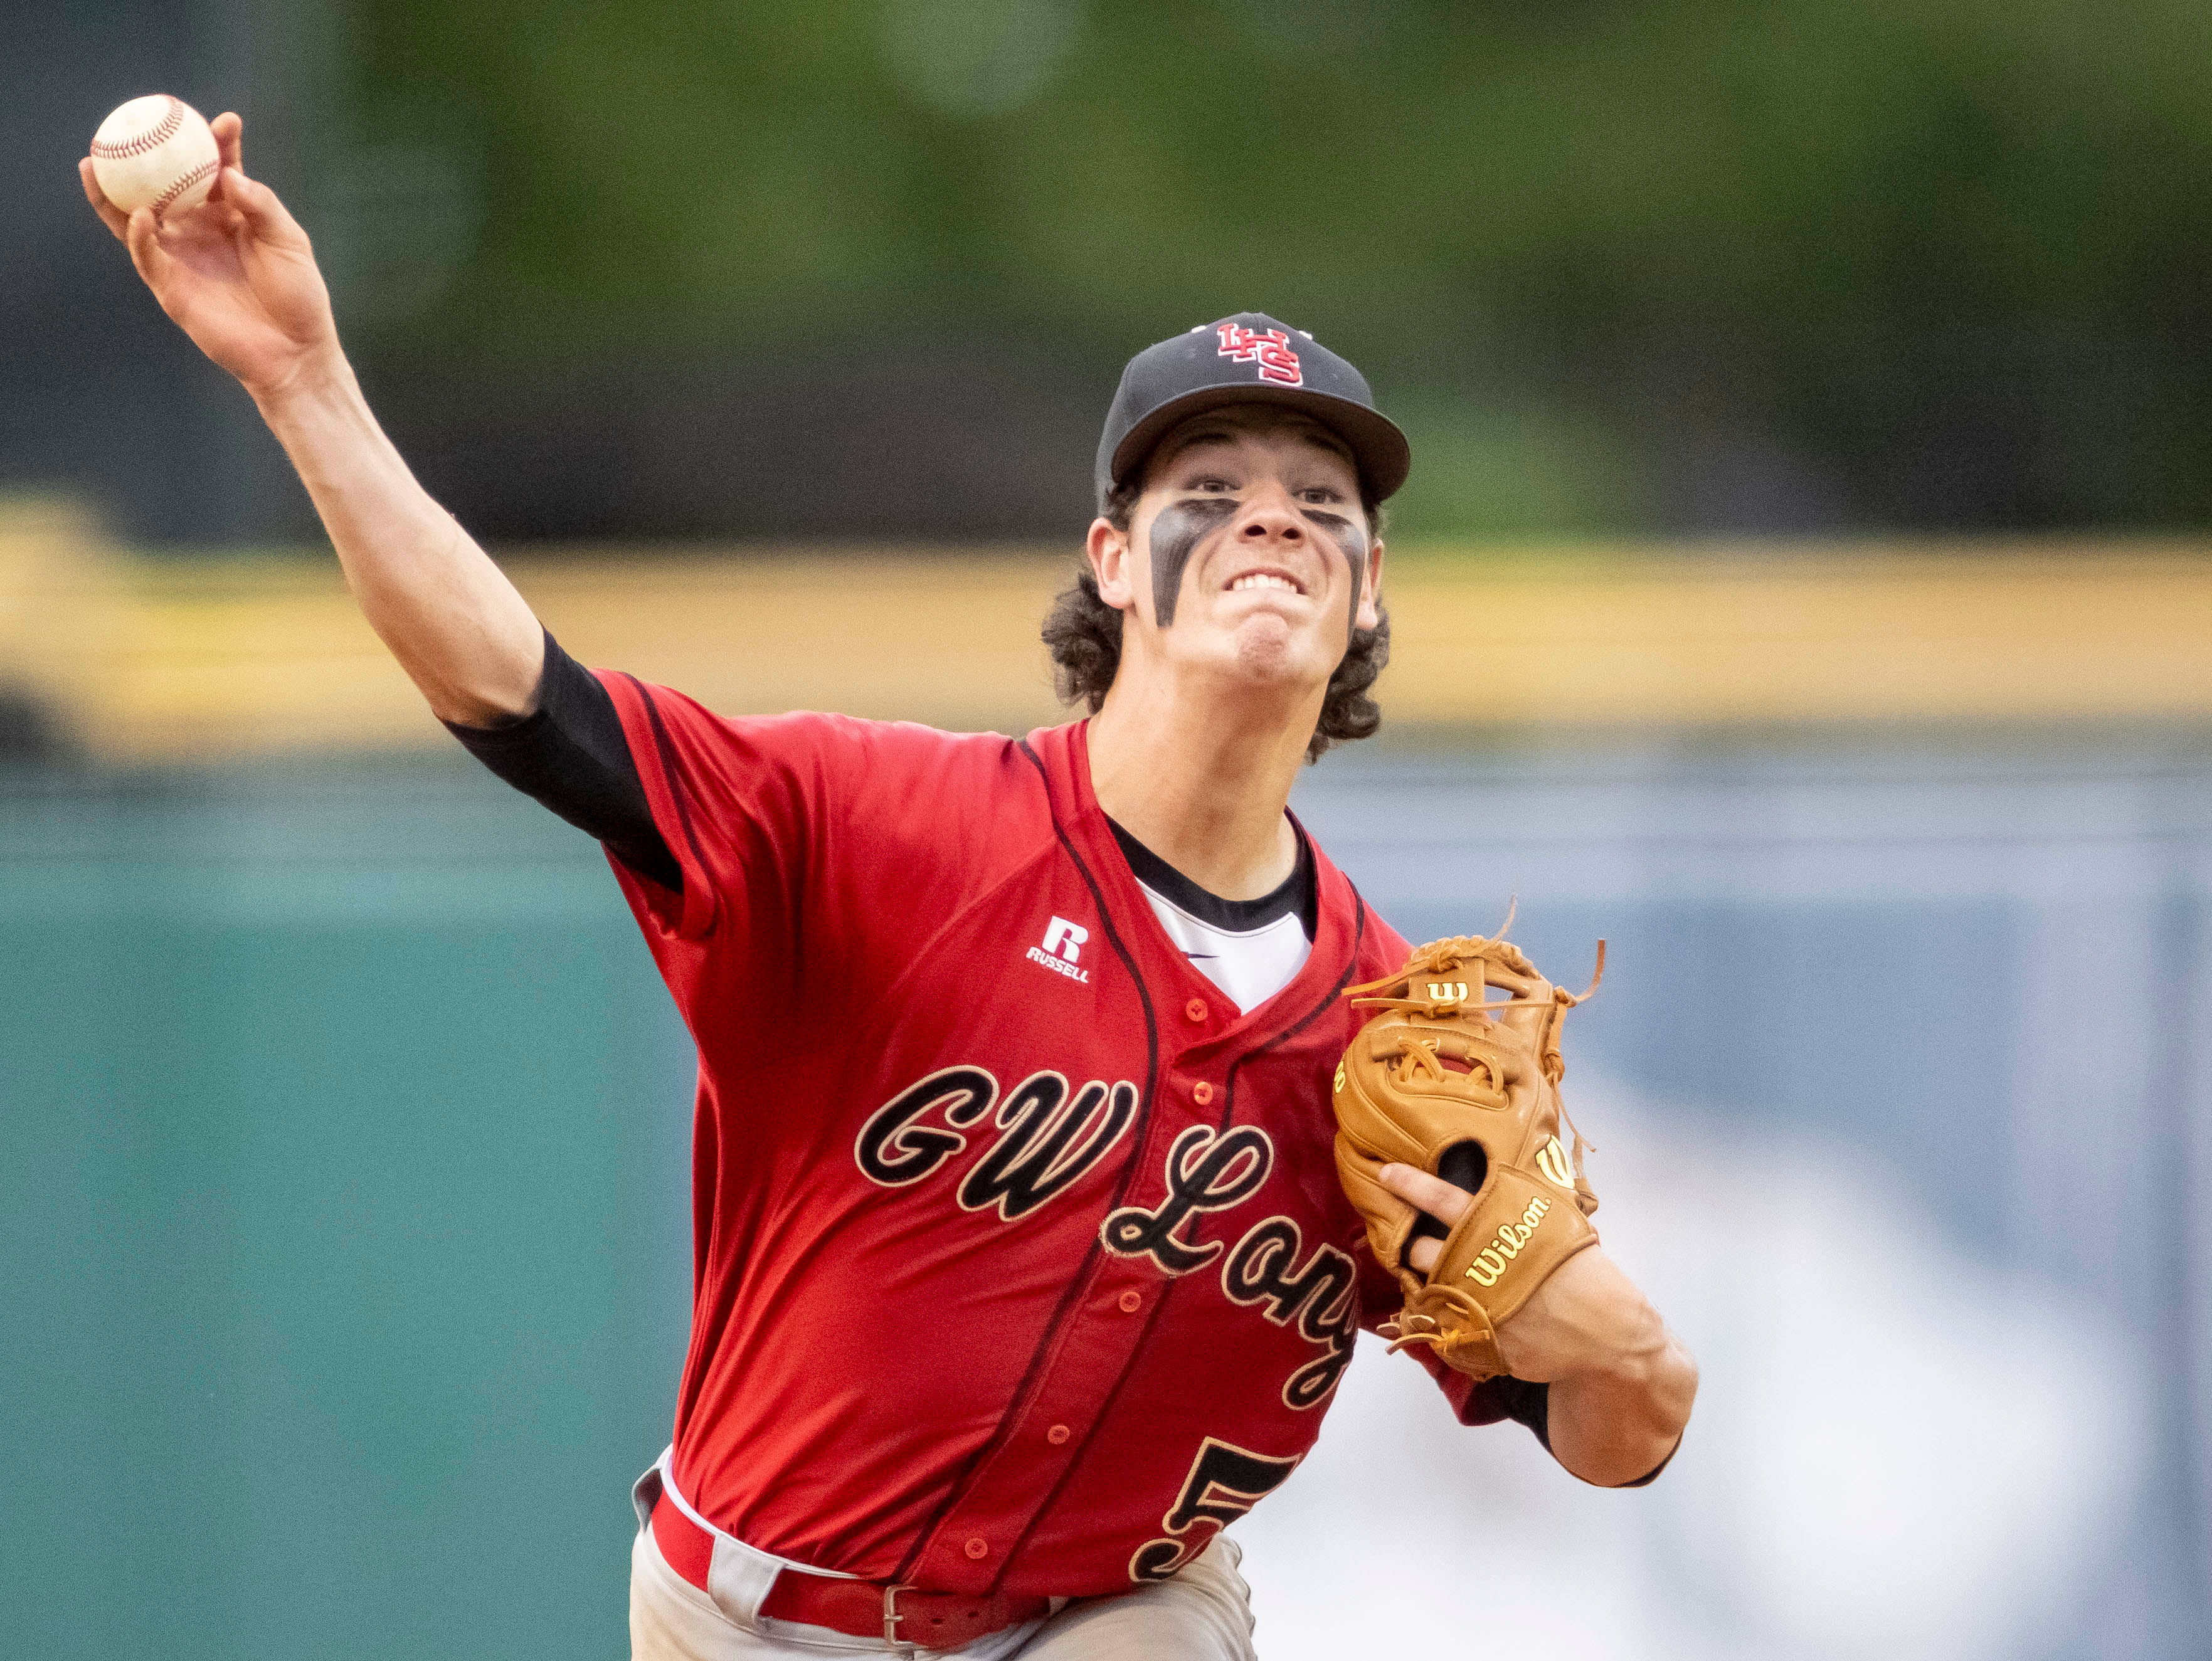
[{"x1": 596, "y1": 677, "x2": 1508, "y2": 1598}]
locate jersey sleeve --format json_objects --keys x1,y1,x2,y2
[
  {"x1": 592, "y1": 673, "x2": 902, "y2": 950},
  {"x1": 588, "y1": 676, "x2": 1025, "y2": 1053},
  {"x1": 587, "y1": 677, "x2": 879, "y2": 1069}
]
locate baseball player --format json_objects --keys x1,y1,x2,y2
[{"x1": 85, "y1": 116, "x2": 1696, "y2": 1659}]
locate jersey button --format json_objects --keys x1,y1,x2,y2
[
  {"x1": 1117, "y1": 1289, "x2": 1142, "y2": 1313},
  {"x1": 1185, "y1": 998, "x2": 1208, "y2": 1023},
  {"x1": 964, "y1": 1536, "x2": 990, "y2": 1560},
  {"x1": 1047, "y1": 1424, "x2": 1071, "y2": 1445},
  {"x1": 1192, "y1": 1081, "x2": 1214, "y2": 1105}
]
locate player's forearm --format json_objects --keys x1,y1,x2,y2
[
  {"x1": 1490, "y1": 1245, "x2": 1696, "y2": 1485},
  {"x1": 1540, "y1": 1294, "x2": 1696, "y2": 1487},
  {"x1": 253, "y1": 345, "x2": 544, "y2": 724}
]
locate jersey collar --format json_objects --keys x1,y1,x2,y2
[{"x1": 1023, "y1": 719, "x2": 1365, "y2": 1048}]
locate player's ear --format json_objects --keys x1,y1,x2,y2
[
  {"x1": 1355, "y1": 538, "x2": 1385, "y2": 633},
  {"x1": 1086, "y1": 517, "x2": 1141, "y2": 616}
]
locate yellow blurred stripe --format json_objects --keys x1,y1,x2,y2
[
  {"x1": 1384, "y1": 547, "x2": 2212, "y2": 725},
  {"x1": 3, "y1": 497, "x2": 2209, "y2": 760}
]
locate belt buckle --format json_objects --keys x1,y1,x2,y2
[{"x1": 882, "y1": 1582, "x2": 914, "y2": 1645}]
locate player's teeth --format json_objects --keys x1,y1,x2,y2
[{"x1": 1232, "y1": 574, "x2": 1297, "y2": 593}]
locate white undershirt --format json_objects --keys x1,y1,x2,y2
[{"x1": 1135, "y1": 880, "x2": 1313, "y2": 1015}]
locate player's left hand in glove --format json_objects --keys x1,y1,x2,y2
[{"x1": 1331, "y1": 925, "x2": 1604, "y2": 1381}]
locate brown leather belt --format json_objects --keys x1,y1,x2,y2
[{"x1": 650, "y1": 1491, "x2": 1050, "y2": 1650}]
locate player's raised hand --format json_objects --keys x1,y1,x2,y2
[{"x1": 80, "y1": 112, "x2": 339, "y2": 399}]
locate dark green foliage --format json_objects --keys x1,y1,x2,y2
[{"x1": 345, "y1": 0, "x2": 2212, "y2": 530}]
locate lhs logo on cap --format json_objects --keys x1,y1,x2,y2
[{"x1": 1217, "y1": 323, "x2": 1303, "y2": 387}]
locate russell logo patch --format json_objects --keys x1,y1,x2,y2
[{"x1": 1027, "y1": 915, "x2": 1091, "y2": 984}]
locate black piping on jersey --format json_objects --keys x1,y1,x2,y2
[
  {"x1": 620, "y1": 673, "x2": 716, "y2": 902},
  {"x1": 997, "y1": 1227, "x2": 1200, "y2": 1591},
  {"x1": 1213, "y1": 843, "x2": 1366, "y2": 1125},
  {"x1": 960, "y1": 778, "x2": 1371, "y2": 1601},
  {"x1": 1212, "y1": 875, "x2": 1575, "y2": 1460},
  {"x1": 892, "y1": 739, "x2": 1167, "y2": 1590},
  {"x1": 1106, "y1": 816, "x2": 1318, "y2": 940},
  {"x1": 992, "y1": 858, "x2": 1379, "y2": 1578},
  {"x1": 1204, "y1": 872, "x2": 1565, "y2": 1459}
]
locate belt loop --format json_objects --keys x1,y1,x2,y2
[{"x1": 630, "y1": 1447, "x2": 672, "y2": 1535}]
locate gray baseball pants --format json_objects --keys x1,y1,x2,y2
[{"x1": 628, "y1": 1461, "x2": 1257, "y2": 1661}]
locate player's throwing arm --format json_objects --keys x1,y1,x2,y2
[{"x1": 80, "y1": 100, "x2": 543, "y2": 725}]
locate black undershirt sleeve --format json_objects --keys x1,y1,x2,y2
[
  {"x1": 1484, "y1": 1375, "x2": 1678, "y2": 1486},
  {"x1": 1486, "y1": 1374, "x2": 1556, "y2": 1454},
  {"x1": 444, "y1": 630, "x2": 682, "y2": 892}
]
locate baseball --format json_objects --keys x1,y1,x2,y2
[{"x1": 90, "y1": 95, "x2": 220, "y2": 220}]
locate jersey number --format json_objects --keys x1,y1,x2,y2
[{"x1": 1128, "y1": 1437, "x2": 1300, "y2": 1583}]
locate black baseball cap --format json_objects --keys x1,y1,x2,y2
[{"x1": 1094, "y1": 312, "x2": 1412, "y2": 510}]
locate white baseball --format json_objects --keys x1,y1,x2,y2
[{"x1": 90, "y1": 95, "x2": 221, "y2": 220}]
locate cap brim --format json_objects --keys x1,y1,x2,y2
[{"x1": 1107, "y1": 384, "x2": 1412, "y2": 503}]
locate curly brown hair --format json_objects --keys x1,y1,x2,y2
[{"x1": 1040, "y1": 480, "x2": 1390, "y2": 764}]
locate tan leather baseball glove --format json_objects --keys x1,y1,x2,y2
[{"x1": 1332, "y1": 927, "x2": 1604, "y2": 1380}]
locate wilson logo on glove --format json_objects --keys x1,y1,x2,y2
[
  {"x1": 1330, "y1": 920, "x2": 1606, "y2": 1381},
  {"x1": 1465, "y1": 1194, "x2": 1552, "y2": 1287}
]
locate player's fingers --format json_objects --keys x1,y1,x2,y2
[
  {"x1": 213, "y1": 111, "x2": 243, "y2": 174},
  {"x1": 1378, "y1": 1163, "x2": 1472, "y2": 1226},
  {"x1": 221, "y1": 167, "x2": 309, "y2": 250},
  {"x1": 123, "y1": 207, "x2": 171, "y2": 288},
  {"x1": 80, "y1": 157, "x2": 132, "y2": 241}
]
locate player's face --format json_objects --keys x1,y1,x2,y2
[{"x1": 1091, "y1": 408, "x2": 1384, "y2": 698}]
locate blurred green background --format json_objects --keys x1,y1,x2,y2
[
  {"x1": 333, "y1": 0, "x2": 2212, "y2": 537},
  {"x1": 12, "y1": 0, "x2": 2212, "y2": 542}
]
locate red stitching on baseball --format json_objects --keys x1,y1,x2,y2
[
  {"x1": 90, "y1": 95, "x2": 185, "y2": 161},
  {"x1": 152, "y1": 157, "x2": 217, "y2": 216}
]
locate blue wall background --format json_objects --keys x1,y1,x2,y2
[
  {"x1": 0, "y1": 763, "x2": 691, "y2": 1656},
  {"x1": 1292, "y1": 733, "x2": 2212, "y2": 1659},
  {"x1": 4, "y1": 734, "x2": 2206, "y2": 1655}
]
